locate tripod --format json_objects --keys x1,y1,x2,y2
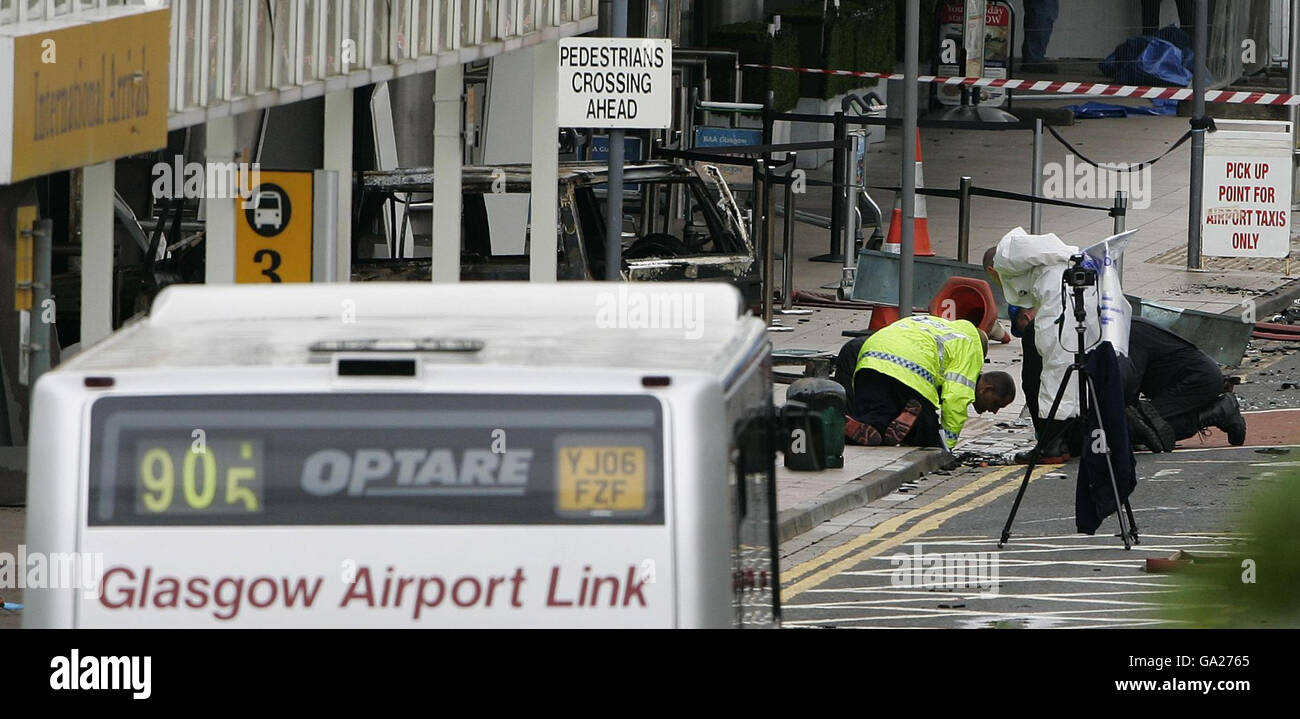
[{"x1": 998, "y1": 273, "x2": 1140, "y2": 550}]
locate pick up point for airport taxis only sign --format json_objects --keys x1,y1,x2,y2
[
  {"x1": 558, "y1": 38, "x2": 672, "y2": 130},
  {"x1": 1201, "y1": 119, "x2": 1293, "y2": 259}
]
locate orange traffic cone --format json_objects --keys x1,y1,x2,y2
[
  {"x1": 883, "y1": 130, "x2": 935, "y2": 257},
  {"x1": 866, "y1": 304, "x2": 900, "y2": 331}
]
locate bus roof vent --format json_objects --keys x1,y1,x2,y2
[
  {"x1": 336, "y1": 357, "x2": 418, "y2": 377},
  {"x1": 311, "y1": 338, "x2": 484, "y2": 353}
]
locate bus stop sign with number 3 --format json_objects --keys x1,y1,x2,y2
[{"x1": 236, "y1": 171, "x2": 313, "y2": 283}]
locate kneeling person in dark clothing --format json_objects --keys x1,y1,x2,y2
[
  {"x1": 836, "y1": 316, "x2": 1017, "y2": 448},
  {"x1": 1007, "y1": 309, "x2": 1246, "y2": 452},
  {"x1": 1122, "y1": 315, "x2": 1246, "y2": 449}
]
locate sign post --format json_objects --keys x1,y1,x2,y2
[
  {"x1": 235, "y1": 171, "x2": 315, "y2": 283},
  {"x1": 558, "y1": 34, "x2": 672, "y2": 280},
  {"x1": 1201, "y1": 120, "x2": 1294, "y2": 260}
]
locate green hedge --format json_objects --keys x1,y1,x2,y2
[
  {"x1": 709, "y1": 22, "x2": 800, "y2": 112},
  {"x1": 711, "y1": 2, "x2": 899, "y2": 110},
  {"x1": 824, "y1": 1, "x2": 895, "y2": 98},
  {"x1": 744, "y1": 1, "x2": 897, "y2": 102}
]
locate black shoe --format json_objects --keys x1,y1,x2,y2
[
  {"x1": 1198, "y1": 393, "x2": 1247, "y2": 446},
  {"x1": 1013, "y1": 447, "x2": 1069, "y2": 465},
  {"x1": 1014, "y1": 434, "x2": 1070, "y2": 464},
  {"x1": 1126, "y1": 405, "x2": 1166, "y2": 452},
  {"x1": 1138, "y1": 400, "x2": 1177, "y2": 451}
]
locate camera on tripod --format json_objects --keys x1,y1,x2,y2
[{"x1": 1062, "y1": 253, "x2": 1098, "y2": 288}]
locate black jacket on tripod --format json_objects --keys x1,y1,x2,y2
[{"x1": 1077, "y1": 342, "x2": 1138, "y2": 535}]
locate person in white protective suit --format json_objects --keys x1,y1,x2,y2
[{"x1": 985, "y1": 227, "x2": 1125, "y2": 462}]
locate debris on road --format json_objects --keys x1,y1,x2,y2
[
  {"x1": 953, "y1": 451, "x2": 1015, "y2": 467},
  {"x1": 1145, "y1": 550, "x2": 1239, "y2": 574}
]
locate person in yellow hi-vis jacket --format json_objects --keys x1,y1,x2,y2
[{"x1": 843, "y1": 315, "x2": 1017, "y2": 448}]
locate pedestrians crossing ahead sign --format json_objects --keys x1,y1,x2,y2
[{"x1": 558, "y1": 38, "x2": 672, "y2": 130}]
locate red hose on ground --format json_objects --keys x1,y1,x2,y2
[{"x1": 1252, "y1": 320, "x2": 1300, "y2": 341}]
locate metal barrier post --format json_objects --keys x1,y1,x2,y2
[
  {"x1": 1291, "y1": 0, "x2": 1300, "y2": 203},
  {"x1": 762, "y1": 90, "x2": 775, "y2": 148},
  {"x1": 900, "y1": 0, "x2": 919, "y2": 318},
  {"x1": 1112, "y1": 190, "x2": 1128, "y2": 282},
  {"x1": 688, "y1": 86, "x2": 699, "y2": 140},
  {"x1": 782, "y1": 152, "x2": 798, "y2": 311},
  {"x1": 844, "y1": 131, "x2": 864, "y2": 271},
  {"x1": 679, "y1": 85, "x2": 698, "y2": 221},
  {"x1": 605, "y1": 0, "x2": 629, "y2": 280},
  {"x1": 765, "y1": 160, "x2": 778, "y2": 326},
  {"x1": 1031, "y1": 117, "x2": 1043, "y2": 233},
  {"x1": 1186, "y1": 0, "x2": 1208, "y2": 270},
  {"x1": 958, "y1": 176, "x2": 973, "y2": 264},
  {"x1": 816, "y1": 111, "x2": 848, "y2": 263},
  {"x1": 30, "y1": 218, "x2": 53, "y2": 384},
  {"x1": 734, "y1": 54, "x2": 743, "y2": 105},
  {"x1": 755, "y1": 159, "x2": 771, "y2": 325}
]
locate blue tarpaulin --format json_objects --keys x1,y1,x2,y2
[
  {"x1": 1099, "y1": 26, "x2": 1198, "y2": 88},
  {"x1": 1065, "y1": 99, "x2": 1179, "y2": 118}
]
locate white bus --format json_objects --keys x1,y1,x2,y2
[{"x1": 24, "y1": 282, "x2": 780, "y2": 628}]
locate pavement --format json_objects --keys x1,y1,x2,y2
[{"x1": 767, "y1": 100, "x2": 1300, "y2": 547}]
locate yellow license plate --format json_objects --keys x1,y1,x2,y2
[{"x1": 557, "y1": 446, "x2": 646, "y2": 513}]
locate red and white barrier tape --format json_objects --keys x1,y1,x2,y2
[{"x1": 742, "y1": 63, "x2": 1300, "y2": 106}]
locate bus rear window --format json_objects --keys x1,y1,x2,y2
[{"x1": 88, "y1": 394, "x2": 664, "y2": 526}]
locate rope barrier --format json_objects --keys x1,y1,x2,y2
[{"x1": 1043, "y1": 125, "x2": 1194, "y2": 171}]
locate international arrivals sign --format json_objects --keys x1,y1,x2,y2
[
  {"x1": 557, "y1": 38, "x2": 672, "y2": 129},
  {"x1": 0, "y1": 6, "x2": 169, "y2": 184}
]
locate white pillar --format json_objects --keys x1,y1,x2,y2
[
  {"x1": 79, "y1": 161, "x2": 115, "y2": 346},
  {"x1": 204, "y1": 115, "x2": 237, "y2": 284},
  {"x1": 432, "y1": 62, "x2": 463, "y2": 283},
  {"x1": 324, "y1": 89, "x2": 354, "y2": 282},
  {"x1": 530, "y1": 40, "x2": 560, "y2": 282}
]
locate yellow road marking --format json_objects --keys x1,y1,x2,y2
[
  {"x1": 782, "y1": 465, "x2": 1022, "y2": 585},
  {"x1": 782, "y1": 465, "x2": 1055, "y2": 602},
  {"x1": 1245, "y1": 351, "x2": 1290, "y2": 374}
]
